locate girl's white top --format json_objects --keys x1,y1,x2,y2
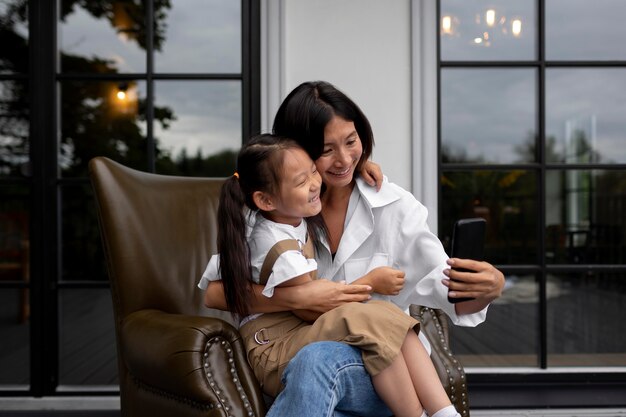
[{"x1": 198, "y1": 213, "x2": 317, "y2": 298}]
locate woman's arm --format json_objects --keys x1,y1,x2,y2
[
  {"x1": 204, "y1": 279, "x2": 373, "y2": 313},
  {"x1": 442, "y1": 258, "x2": 505, "y2": 315}
]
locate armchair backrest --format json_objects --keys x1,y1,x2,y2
[{"x1": 89, "y1": 156, "x2": 223, "y2": 319}]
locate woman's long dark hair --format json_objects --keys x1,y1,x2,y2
[
  {"x1": 218, "y1": 134, "x2": 325, "y2": 317},
  {"x1": 272, "y1": 80, "x2": 375, "y2": 175}
]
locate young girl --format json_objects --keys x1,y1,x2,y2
[{"x1": 199, "y1": 134, "x2": 461, "y2": 417}]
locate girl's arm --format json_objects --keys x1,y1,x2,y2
[
  {"x1": 351, "y1": 266, "x2": 406, "y2": 296},
  {"x1": 203, "y1": 278, "x2": 373, "y2": 313},
  {"x1": 360, "y1": 160, "x2": 383, "y2": 191}
]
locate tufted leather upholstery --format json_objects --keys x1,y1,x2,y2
[
  {"x1": 89, "y1": 157, "x2": 266, "y2": 417},
  {"x1": 89, "y1": 156, "x2": 469, "y2": 417}
]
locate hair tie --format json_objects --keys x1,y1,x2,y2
[{"x1": 233, "y1": 172, "x2": 239, "y2": 179}]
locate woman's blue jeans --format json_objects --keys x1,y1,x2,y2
[{"x1": 266, "y1": 341, "x2": 393, "y2": 417}]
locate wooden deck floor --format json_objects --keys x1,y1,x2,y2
[{"x1": 1, "y1": 274, "x2": 625, "y2": 388}]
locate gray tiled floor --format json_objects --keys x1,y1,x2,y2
[{"x1": 1, "y1": 397, "x2": 625, "y2": 416}]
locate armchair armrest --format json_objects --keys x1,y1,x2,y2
[
  {"x1": 410, "y1": 305, "x2": 470, "y2": 417},
  {"x1": 121, "y1": 309, "x2": 266, "y2": 416}
]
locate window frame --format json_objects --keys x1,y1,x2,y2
[
  {"x1": 436, "y1": 0, "x2": 626, "y2": 408},
  {"x1": 0, "y1": 0, "x2": 259, "y2": 397}
]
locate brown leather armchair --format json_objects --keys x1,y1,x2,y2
[{"x1": 89, "y1": 156, "x2": 470, "y2": 417}]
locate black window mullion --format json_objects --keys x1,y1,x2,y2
[
  {"x1": 242, "y1": 0, "x2": 261, "y2": 143},
  {"x1": 29, "y1": 0, "x2": 59, "y2": 396},
  {"x1": 145, "y1": 0, "x2": 155, "y2": 172},
  {"x1": 537, "y1": 0, "x2": 548, "y2": 370}
]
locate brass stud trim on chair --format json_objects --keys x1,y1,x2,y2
[{"x1": 204, "y1": 336, "x2": 256, "y2": 417}]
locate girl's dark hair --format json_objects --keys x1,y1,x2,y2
[
  {"x1": 217, "y1": 134, "x2": 325, "y2": 317},
  {"x1": 272, "y1": 80, "x2": 374, "y2": 175}
]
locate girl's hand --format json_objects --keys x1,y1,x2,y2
[
  {"x1": 443, "y1": 258, "x2": 505, "y2": 314},
  {"x1": 360, "y1": 160, "x2": 383, "y2": 191},
  {"x1": 364, "y1": 266, "x2": 405, "y2": 295}
]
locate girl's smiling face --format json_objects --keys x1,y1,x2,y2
[{"x1": 264, "y1": 147, "x2": 322, "y2": 226}]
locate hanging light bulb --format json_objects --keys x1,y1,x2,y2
[
  {"x1": 512, "y1": 19, "x2": 522, "y2": 37},
  {"x1": 485, "y1": 9, "x2": 496, "y2": 27},
  {"x1": 442, "y1": 15, "x2": 452, "y2": 34}
]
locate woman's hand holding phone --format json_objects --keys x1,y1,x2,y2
[{"x1": 446, "y1": 218, "x2": 486, "y2": 303}]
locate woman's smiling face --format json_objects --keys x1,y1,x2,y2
[{"x1": 316, "y1": 115, "x2": 363, "y2": 190}]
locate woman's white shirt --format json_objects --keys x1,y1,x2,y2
[{"x1": 314, "y1": 177, "x2": 488, "y2": 328}]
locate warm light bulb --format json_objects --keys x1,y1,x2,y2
[
  {"x1": 442, "y1": 15, "x2": 452, "y2": 33},
  {"x1": 486, "y1": 9, "x2": 496, "y2": 26},
  {"x1": 116, "y1": 90, "x2": 127, "y2": 100},
  {"x1": 512, "y1": 19, "x2": 522, "y2": 37},
  {"x1": 474, "y1": 37, "x2": 483, "y2": 44}
]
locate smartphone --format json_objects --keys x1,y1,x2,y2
[{"x1": 447, "y1": 218, "x2": 486, "y2": 303}]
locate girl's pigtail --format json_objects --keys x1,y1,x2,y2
[{"x1": 217, "y1": 175, "x2": 253, "y2": 318}]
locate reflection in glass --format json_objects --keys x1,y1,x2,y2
[
  {"x1": 59, "y1": 0, "x2": 150, "y2": 73},
  {"x1": 441, "y1": 69, "x2": 537, "y2": 164},
  {"x1": 440, "y1": 170, "x2": 538, "y2": 265},
  {"x1": 0, "y1": 289, "x2": 30, "y2": 385},
  {"x1": 59, "y1": 80, "x2": 150, "y2": 177},
  {"x1": 546, "y1": 170, "x2": 626, "y2": 265},
  {"x1": 0, "y1": 0, "x2": 29, "y2": 74},
  {"x1": 0, "y1": 185, "x2": 29, "y2": 287},
  {"x1": 452, "y1": 273, "x2": 538, "y2": 367},
  {"x1": 0, "y1": 80, "x2": 29, "y2": 177},
  {"x1": 546, "y1": 0, "x2": 626, "y2": 61},
  {"x1": 59, "y1": 289, "x2": 117, "y2": 385},
  {"x1": 440, "y1": 0, "x2": 535, "y2": 61},
  {"x1": 547, "y1": 272, "x2": 626, "y2": 367},
  {"x1": 546, "y1": 69, "x2": 626, "y2": 164},
  {"x1": 155, "y1": 0, "x2": 241, "y2": 73},
  {"x1": 154, "y1": 80, "x2": 241, "y2": 177},
  {"x1": 60, "y1": 185, "x2": 106, "y2": 282}
]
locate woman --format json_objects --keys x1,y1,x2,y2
[{"x1": 203, "y1": 81, "x2": 505, "y2": 416}]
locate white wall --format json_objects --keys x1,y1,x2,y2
[{"x1": 261, "y1": 0, "x2": 438, "y2": 230}]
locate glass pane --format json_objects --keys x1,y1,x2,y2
[
  {"x1": 440, "y1": 0, "x2": 536, "y2": 61},
  {"x1": 154, "y1": 0, "x2": 241, "y2": 73},
  {"x1": 59, "y1": 289, "x2": 118, "y2": 385},
  {"x1": 154, "y1": 80, "x2": 240, "y2": 177},
  {"x1": 0, "y1": 80, "x2": 29, "y2": 177},
  {"x1": 60, "y1": 185, "x2": 107, "y2": 282},
  {"x1": 441, "y1": 69, "x2": 537, "y2": 164},
  {"x1": 0, "y1": 0, "x2": 29, "y2": 74},
  {"x1": 547, "y1": 272, "x2": 626, "y2": 367},
  {"x1": 440, "y1": 170, "x2": 538, "y2": 265},
  {"x1": 59, "y1": 80, "x2": 148, "y2": 177},
  {"x1": 546, "y1": 0, "x2": 626, "y2": 61},
  {"x1": 546, "y1": 170, "x2": 626, "y2": 265},
  {"x1": 0, "y1": 186, "x2": 30, "y2": 307},
  {"x1": 0, "y1": 289, "x2": 30, "y2": 386},
  {"x1": 546, "y1": 69, "x2": 626, "y2": 164},
  {"x1": 59, "y1": 0, "x2": 147, "y2": 73},
  {"x1": 452, "y1": 273, "x2": 539, "y2": 367}
]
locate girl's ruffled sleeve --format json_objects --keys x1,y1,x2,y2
[
  {"x1": 197, "y1": 254, "x2": 221, "y2": 290},
  {"x1": 261, "y1": 251, "x2": 317, "y2": 297}
]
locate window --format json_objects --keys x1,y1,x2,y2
[
  {"x1": 438, "y1": 0, "x2": 626, "y2": 405},
  {"x1": 0, "y1": 0, "x2": 259, "y2": 395}
]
